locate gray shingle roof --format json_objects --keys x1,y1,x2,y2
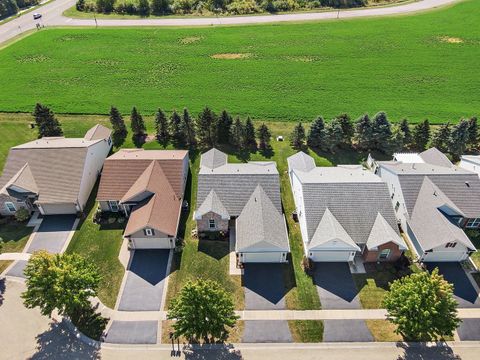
[
  {"x1": 366, "y1": 213, "x2": 406, "y2": 250},
  {"x1": 236, "y1": 185, "x2": 289, "y2": 252},
  {"x1": 196, "y1": 189, "x2": 229, "y2": 219},
  {"x1": 287, "y1": 151, "x2": 316, "y2": 173},
  {"x1": 200, "y1": 148, "x2": 227, "y2": 169},
  {"x1": 419, "y1": 147, "x2": 453, "y2": 168}
]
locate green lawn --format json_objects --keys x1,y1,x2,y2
[
  {"x1": 0, "y1": 0, "x2": 479, "y2": 121},
  {"x1": 0, "y1": 220, "x2": 32, "y2": 253}
]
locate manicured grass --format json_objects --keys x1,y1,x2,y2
[
  {"x1": 472, "y1": 273, "x2": 480, "y2": 288},
  {"x1": 0, "y1": 0, "x2": 479, "y2": 121},
  {"x1": 0, "y1": 260, "x2": 13, "y2": 274},
  {"x1": 0, "y1": 220, "x2": 32, "y2": 253},
  {"x1": 465, "y1": 229, "x2": 480, "y2": 269},
  {"x1": 365, "y1": 320, "x2": 403, "y2": 342}
]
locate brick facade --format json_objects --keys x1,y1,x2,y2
[
  {"x1": 362, "y1": 241, "x2": 403, "y2": 263},
  {"x1": 196, "y1": 211, "x2": 229, "y2": 233}
]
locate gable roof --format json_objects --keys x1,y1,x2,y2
[
  {"x1": 200, "y1": 148, "x2": 228, "y2": 169},
  {"x1": 121, "y1": 161, "x2": 162, "y2": 203},
  {"x1": 366, "y1": 213, "x2": 406, "y2": 250},
  {"x1": 419, "y1": 147, "x2": 453, "y2": 168},
  {"x1": 6, "y1": 164, "x2": 38, "y2": 194},
  {"x1": 196, "y1": 189, "x2": 229, "y2": 219},
  {"x1": 236, "y1": 185, "x2": 289, "y2": 252},
  {"x1": 287, "y1": 151, "x2": 316, "y2": 173},
  {"x1": 84, "y1": 124, "x2": 112, "y2": 141}
]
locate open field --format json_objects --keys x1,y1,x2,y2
[{"x1": 0, "y1": 0, "x2": 479, "y2": 121}]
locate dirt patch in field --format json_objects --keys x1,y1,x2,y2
[
  {"x1": 211, "y1": 53, "x2": 252, "y2": 60},
  {"x1": 179, "y1": 36, "x2": 203, "y2": 45},
  {"x1": 16, "y1": 55, "x2": 49, "y2": 63},
  {"x1": 438, "y1": 36, "x2": 464, "y2": 44},
  {"x1": 285, "y1": 56, "x2": 319, "y2": 63}
]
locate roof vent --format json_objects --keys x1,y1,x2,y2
[
  {"x1": 412, "y1": 164, "x2": 416, "y2": 170},
  {"x1": 433, "y1": 191, "x2": 437, "y2": 196},
  {"x1": 466, "y1": 181, "x2": 470, "y2": 187}
]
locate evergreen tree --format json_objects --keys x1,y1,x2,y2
[
  {"x1": 389, "y1": 126, "x2": 405, "y2": 154},
  {"x1": 137, "y1": 0, "x2": 150, "y2": 16},
  {"x1": 155, "y1": 108, "x2": 169, "y2": 146},
  {"x1": 217, "y1": 110, "x2": 233, "y2": 145},
  {"x1": 413, "y1": 119, "x2": 431, "y2": 151},
  {"x1": 307, "y1": 116, "x2": 327, "y2": 150},
  {"x1": 336, "y1": 113, "x2": 354, "y2": 147},
  {"x1": 151, "y1": 0, "x2": 169, "y2": 14},
  {"x1": 257, "y1": 123, "x2": 272, "y2": 152},
  {"x1": 32, "y1": 103, "x2": 63, "y2": 138},
  {"x1": 170, "y1": 110, "x2": 185, "y2": 147},
  {"x1": 130, "y1": 107, "x2": 146, "y2": 137},
  {"x1": 449, "y1": 119, "x2": 470, "y2": 160},
  {"x1": 181, "y1": 108, "x2": 196, "y2": 148},
  {"x1": 399, "y1": 118, "x2": 412, "y2": 149},
  {"x1": 196, "y1": 107, "x2": 217, "y2": 148},
  {"x1": 109, "y1": 106, "x2": 127, "y2": 147},
  {"x1": 243, "y1": 117, "x2": 257, "y2": 151},
  {"x1": 324, "y1": 118, "x2": 344, "y2": 153},
  {"x1": 231, "y1": 117, "x2": 244, "y2": 150},
  {"x1": 467, "y1": 117, "x2": 478, "y2": 151},
  {"x1": 371, "y1": 112, "x2": 392, "y2": 153},
  {"x1": 290, "y1": 122, "x2": 306, "y2": 150},
  {"x1": 354, "y1": 114, "x2": 374, "y2": 151},
  {"x1": 430, "y1": 123, "x2": 451, "y2": 153}
]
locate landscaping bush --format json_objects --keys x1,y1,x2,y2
[
  {"x1": 226, "y1": 0, "x2": 260, "y2": 14},
  {"x1": 15, "y1": 207, "x2": 30, "y2": 222},
  {"x1": 76, "y1": 0, "x2": 86, "y2": 11},
  {"x1": 0, "y1": 0, "x2": 19, "y2": 20},
  {"x1": 96, "y1": 0, "x2": 115, "y2": 12}
]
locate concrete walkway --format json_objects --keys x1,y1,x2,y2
[{"x1": 0, "y1": 252, "x2": 31, "y2": 261}]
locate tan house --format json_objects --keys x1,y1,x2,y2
[
  {"x1": 0, "y1": 124, "x2": 112, "y2": 216},
  {"x1": 97, "y1": 149, "x2": 189, "y2": 249}
]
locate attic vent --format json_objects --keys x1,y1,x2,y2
[
  {"x1": 466, "y1": 181, "x2": 470, "y2": 187},
  {"x1": 433, "y1": 191, "x2": 437, "y2": 196}
]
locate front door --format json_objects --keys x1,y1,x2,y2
[{"x1": 108, "y1": 200, "x2": 119, "y2": 212}]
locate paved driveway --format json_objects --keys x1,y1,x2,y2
[
  {"x1": 426, "y1": 263, "x2": 480, "y2": 308},
  {"x1": 323, "y1": 320, "x2": 374, "y2": 342},
  {"x1": 457, "y1": 319, "x2": 480, "y2": 341},
  {"x1": 117, "y1": 250, "x2": 170, "y2": 311},
  {"x1": 5, "y1": 260, "x2": 28, "y2": 279},
  {"x1": 104, "y1": 321, "x2": 157, "y2": 344},
  {"x1": 26, "y1": 215, "x2": 77, "y2": 254},
  {"x1": 242, "y1": 264, "x2": 292, "y2": 343}
]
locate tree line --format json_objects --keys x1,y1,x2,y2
[
  {"x1": 0, "y1": 0, "x2": 39, "y2": 20},
  {"x1": 291, "y1": 112, "x2": 478, "y2": 160}
]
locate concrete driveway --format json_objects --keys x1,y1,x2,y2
[
  {"x1": 242, "y1": 264, "x2": 292, "y2": 343},
  {"x1": 26, "y1": 215, "x2": 77, "y2": 254},
  {"x1": 426, "y1": 263, "x2": 480, "y2": 308},
  {"x1": 104, "y1": 320, "x2": 158, "y2": 344},
  {"x1": 5, "y1": 260, "x2": 28, "y2": 279},
  {"x1": 117, "y1": 250, "x2": 170, "y2": 311},
  {"x1": 323, "y1": 320, "x2": 374, "y2": 342}
]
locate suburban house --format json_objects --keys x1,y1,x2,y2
[
  {"x1": 459, "y1": 155, "x2": 480, "y2": 176},
  {"x1": 195, "y1": 148, "x2": 290, "y2": 264},
  {"x1": 287, "y1": 151, "x2": 407, "y2": 263},
  {"x1": 97, "y1": 149, "x2": 189, "y2": 250},
  {"x1": 374, "y1": 147, "x2": 478, "y2": 262},
  {"x1": 0, "y1": 124, "x2": 112, "y2": 216}
]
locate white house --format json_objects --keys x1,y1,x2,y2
[
  {"x1": 460, "y1": 155, "x2": 480, "y2": 176},
  {"x1": 0, "y1": 124, "x2": 112, "y2": 216}
]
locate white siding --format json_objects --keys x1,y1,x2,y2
[
  {"x1": 459, "y1": 158, "x2": 480, "y2": 175},
  {"x1": 310, "y1": 250, "x2": 354, "y2": 262},
  {"x1": 39, "y1": 203, "x2": 77, "y2": 215},
  {"x1": 181, "y1": 154, "x2": 189, "y2": 195},
  {"x1": 131, "y1": 238, "x2": 175, "y2": 249},
  {"x1": 378, "y1": 166, "x2": 409, "y2": 230},
  {"x1": 240, "y1": 252, "x2": 285, "y2": 263},
  {"x1": 289, "y1": 170, "x2": 310, "y2": 257},
  {"x1": 422, "y1": 243, "x2": 469, "y2": 262}
]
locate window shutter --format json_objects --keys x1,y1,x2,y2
[{"x1": 143, "y1": 229, "x2": 147, "y2": 236}]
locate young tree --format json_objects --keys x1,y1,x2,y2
[
  {"x1": 449, "y1": 119, "x2": 470, "y2": 160},
  {"x1": 168, "y1": 279, "x2": 239, "y2": 342},
  {"x1": 154, "y1": 108, "x2": 169, "y2": 146},
  {"x1": 371, "y1": 112, "x2": 392, "y2": 153},
  {"x1": 412, "y1": 119, "x2": 431, "y2": 151},
  {"x1": 430, "y1": 123, "x2": 451, "y2": 153},
  {"x1": 181, "y1": 108, "x2": 196, "y2": 148},
  {"x1": 243, "y1": 117, "x2": 257, "y2": 151},
  {"x1": 290, "y1": 122, "x2": 306, "y2": 150},
  {"x1": 22, "y1": 251, "x2": 101, "y2": 323},
  {"x1": 383, "y1": 269, "x2": 460, "y2": 341},
  {"x1": 170, "y1": 110, "x2": 185, "y2": 147},
  {"x1": 130, "y1": 107, "x2": 146, "y2": 137},
  {"x1": 354, "y1": 114, "x2": 374, "y2": 151},
  {"x1": 467, "y1": 117, "x2": 478, "y2": 151},
  {"x1": 399, "y1": 118, "x2": 412, "y2": 149},
  {"x1": 109, "y1": 106, "x2": 127, "y2": 147},
  {"x1": 217, "y1": 110, "x2": 233, "y2": 145},
  {"x1": 324, "y1": 118, "x2": 344, "y2": 153},
  {"x1": 230, "y1": 117, "x2": 244, "y2": 150},
  {"x1": 307, "y1": 116, "x2": 327, "y2": 150},
  {"x1": 196, "y1": 107, "x2": 217, "y2": 148},
  {"x1": 257, "y1": 123, "x2": 272, "y2": 153},
  {"x1": 336, "y1": 113, "x2": 354, "y2": 147},
  {"x1": 32, "y1": 103, "x2": 63, "y2": 138}
]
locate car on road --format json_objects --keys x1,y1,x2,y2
[{"x1": 33, "y1": 13, "x2": 42, "y2": 20}]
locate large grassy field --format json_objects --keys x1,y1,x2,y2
[{"x1": 0, "y1": 0, "x2": 479, "y2": 122}]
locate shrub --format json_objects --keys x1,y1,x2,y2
[
  {"x1": 137, "y1": 0, "x2": 150, "y2": 15},
  {"x1": 226, "y1": 0, "x2": 260, "y2": 14},
  {"x1": 76, "y1": 0, "x2": 85, "y2": 10},
  {"x1": 15, "y1": 207, "x2": 30, "y2": 222},
  {"x1": 272, "y1": 0, "x2": 298, "y2": 11},
  {"x1": 171, "y1": 0, "x2": 197, "y2": 13},
  {"x1": 0, "y1": 0, "x2": 19, "y2": 20},
  {"x1": 96, "y1": 0, "x2": 115, "y2": 13}
]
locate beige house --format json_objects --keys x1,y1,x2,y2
[
  {"x1": 97, "y1": 149, "x2": 189, "y2": 249},
  {"x1": 0, "y1": 124, "x2": 112, "y2": 216}
]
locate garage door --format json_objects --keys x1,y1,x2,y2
[
  {"x1": 242, "y1": 252, "x2": 283, "y2": 263},
  {"x1": 422, "y1": 251, "x2": 467, "y2": 262},
  {"x1": 310, "y1": 251, "x2": 353, "y2": 262},
  {"x1": 39, "y1": 203, "x2": 77, "y2": 215},
  {"x1": 131, "y1": 238, "x2": 174, "y2": 249}
]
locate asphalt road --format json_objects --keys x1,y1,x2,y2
[{"x1": 0, "y1": 0, "x2": 459, "y2": 46}]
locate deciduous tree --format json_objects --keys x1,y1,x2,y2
[
  {"x1": 32, "y1": 103, "x2": 63, "y2": 138},
  {"x1": 290, "y1": 122, "x2": 306, "y2": 150},
  {"x1": 151, "y1": 0, "x2": 170, "y2": 14}
]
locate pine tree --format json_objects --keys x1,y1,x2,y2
[
  {"x1": 449, "y1": 119, "x2": 470, "y2": 160},
  {"x1": 181, "y1": 108, "x2": 196, "y2": 148},
  {"x1": 257, "y1": 123, "x2": 272, "y2": 152},
  {"x1": 130, "y1": 107, "x2": 146, "y2": 137},
  {"x1": 413, "y1": 119, "x2": 431, "y2": 151},
  {"x1": 243, "y1": 117, "x2": 257, "y2": 151},
  {"x1": 32, "y1": 103, "x2": 63, "y2": 138},
  {"x1": 399, "y1": 118, "x2": 412, "y2": 149},
  {"x1": 467, "y1": 117, "x2": 478, "y2": 151},
  {"x1": 307, "y1": 116, "x2": 327, "y2": 150},
  {"x1": 290, "y1": 122, "x2": 306, "y2": 150},
  {"x1": 155, "y1": 108, "x2": 169, "y2": 146},
  {"x1": 325, "y1": 118, "x2": 344, "y2": 153},
  {"x1": 217, "y1": 110, "x2": 233, "y2": 145},
  {"x1": 390, "y1": 126, "x2": 405, "y2": 154},
  {"x1": 354, "y1": 114, "x2": 374, "y2": 151},
  {"x1": 196, "y1": 107, "x2": 217, "y2": 148},
  {"x1": 431, "y1": 123, "x2": 451, "y2": 153},
  {"x1": 336, "y1": 113, "x2": 354, "y2": 147},
  {"x1": 170, "y1": 110, "x2": 185, "y2": 147},
  {"x1": 231, "y1": 117, "x2": 244, "y2": 150},
  {"x1": 371, "y1": 112, "x2": 392, "y2": 153}
]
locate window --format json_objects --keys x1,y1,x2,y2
[
  {"x1": 108, "y1": 200, "x2": 119, "y2": 212},
  {"x1": 445, "y1": 242, "x2": 457, "y2": 248},
  {"x1": 379, "y1": 248, "x2": 391, "y2": 260},
  {"x1": 466, "y1": 218, "x2": 480, "y2": 228},
  {"x1": 395, "y1": 201, "x2": 400, "y2": 212},
  {"x1": 144, "y1": 228, "x2": 154, "y2": 236},
  {"x1": 209, "y1": 219, "x2": 216, "y2": 229},
  {"x1": 107, "y1": 137, "x2": 112, "y2": 146},
  {"x1": 5, "y1": 202, "x2": 16, "y2": 212}
]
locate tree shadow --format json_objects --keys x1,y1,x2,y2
[
  {"x1": 183, "y1": 344, "x2": 242, "y2": 360},
  {"x1": 396, "y1": 342, "x2": 461, "y2": 360},
  {"x1": 132, "y1": 134, "x2": 146, "y2": 148},
  {"x1": 30, "y1": 320, "x2": 100, "y2": 359},
  {"x1": 71, "y1": 304, "x2": 109, "y2": 341},
  {"x1": 0, "y1": 278, "x2": 6, "y2": 307},
  {"x1": 308, "y1": 147, "x2": 391, "y2": 166},
  {"x1": 197, "y1": 240, "x2": 229, "y2": 261}
]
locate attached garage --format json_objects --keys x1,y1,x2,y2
[
  {"x1": 422, "y1": 250, "x2": 468, "y2": 262},
  {"x1": 39, "y1": 203, "x2": 78, "y2": 215},
  {"x1": 130, "y1": 237, "x2": 175, "y2": 249},
  {"x1": 240, "y1": 252, "x2": 287, "y2": 263},
  {"x1": 309, "y1": 250, "x2": 355, "y2": 262}
]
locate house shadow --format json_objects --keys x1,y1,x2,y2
[
  {"x1": 0, "y1": 278, "x2": 6, "y2": 307},
  {"x1": 30, "y1": 320, "x2": 100, "y2": 360},
  {"x1": 396, "y1": 342, "x2": 461, "y2": 360},
  {"x1": 312, "y1": 262, "x2": 359, "y2": 303},
  {"x1": 197, "y1": 240, "x2": 230, "y2": 261},
  {"x1": 183, "y1": 344, "x2": 242, "y2": 360},
  {"x1": 128, "y1": 250, "x2": 169, "y2": 286}
]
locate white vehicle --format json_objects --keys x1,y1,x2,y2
[{"x1": 33, "y1": 13, "x2": 42, "y2": 20}]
